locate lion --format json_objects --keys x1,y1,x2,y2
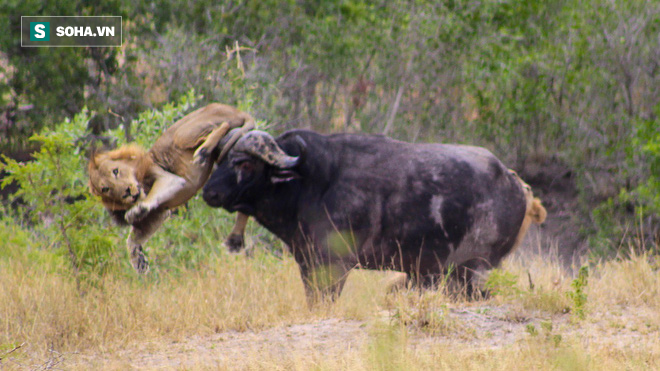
[
  {"x1": 509, "y1": 169, "x2": 547, "y2": 251},
  {"x1": 88, "y1": 103, "x2": 253, "y2": 273}
]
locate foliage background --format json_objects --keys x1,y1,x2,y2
[{"x1": 1, "y1": 0, "x2": 659, "y2": 261}]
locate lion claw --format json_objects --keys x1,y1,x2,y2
[
  {"x1": 193, "y1": 147, "x2": 209, "y2": 166},
  {"x1": 126, "y1": 203, "x2": 152, "y2": 224}
]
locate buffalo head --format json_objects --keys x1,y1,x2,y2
[{"x1": 203, "y1": 130, "x2": 305, "y2": 215}]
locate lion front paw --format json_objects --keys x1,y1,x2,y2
[
  {"x1": 125, "y1": 203, "x2": 153, "y2": 224},
  {"x1": 130, "y1": 245, "x2": 150, "y2": 274},
  {"x1": 193, "y1": 147, "x2": 210, "y2": 166},
  {"x1": 224, "y1": 233, "x2": 245, "y2": 253}
]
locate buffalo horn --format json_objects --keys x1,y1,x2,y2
[
  {"x1": 216, "y1": 118, "x2": 256, "y2": 163},
  {"x1": 233, "y1": 130, "x2": 299, "y2": 168}
]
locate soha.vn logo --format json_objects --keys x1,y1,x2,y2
[{"x1": 55, "y1": 25, "x2": 116, "y2": 37}]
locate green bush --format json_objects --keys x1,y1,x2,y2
[
  {"x1": 1, "y1": 108, "x2": 115, "y2": 276},
  {"x1": 567, "y1": 265, "x2": 589, "y2": 320},
  {"x1": 591, "y1": 104, "x2": 660, "y2": 255},
  {"x1": 626, "y1": 107, "x2": 660, "y2": 226},
  {"x1": 0, "y1": 91, "x2": 251, "y2": 278}
]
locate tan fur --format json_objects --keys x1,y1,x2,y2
[
  {"x1": 88, "y1": 103, "x2": 255, "y2": 273},
  {"x1": 509, "y1": 170, "x2": 547, "y2": 252},
  {"x1": 88, "y1": 144, "x2": 153, "y2": 211},
  {"x1": 529, "y1": 198, "x2": 547, "y2": 224}
]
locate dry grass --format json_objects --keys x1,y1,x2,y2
[
  {"x1": 499, "y1": 244, "x2": 574, "y2": 314},
  {"x1": 225, "y1": 338, "x2": 659, "y2": 371},
  {"x1": 0, "y1": 247, "x2": 396, "y2": 365},
  {"x1": 1, "y1": 240, "x2": 659, "y2": 370},
  {"x1": 0, "y1": 251, "x2": 309, "y2": 356},
  {"x1": 589, "y1": 248, "x2": 660, "y2": 308}
]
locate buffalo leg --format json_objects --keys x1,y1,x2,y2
[
  {"x1": 224, "y1": 212, "x2": 249, "y2": 252},
  {"x1": 442, "y1": 260, "x2": 490, "y2": 299},
  {"x1": 299, "y1": 262, "x2": 350, "y2": 306}
]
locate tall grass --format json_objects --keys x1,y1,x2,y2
[
  {"x1": 2, "y1": 232, "x2": 659, "y2": 369},
  {"x1": 0, "y1": 240, "x2": 401, "y2": 360},
  {"x1": 590, "y1": 248, "x2": 660, "y2": 307},
  {"x1": 0, "y1": 246, "x2": 307, "y2": 355}
]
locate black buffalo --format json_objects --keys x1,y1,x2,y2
[{"x1": 203, "y1": 130, "x2": 546, "y2": 302}]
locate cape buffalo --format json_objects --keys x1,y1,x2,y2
[{"x1": 203, "y1": 130, "x2": 546, "y2": 302}]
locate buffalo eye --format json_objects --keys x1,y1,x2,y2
[
  {"x1": 101, "y1": 186, "x2": 110, "y2": 193},
  {"x1": 112, "y1": 168, "x2": 119, "y2": 176},
  {"x1": 235, "y1": 160, "x2": 255, "y2": 184},
  {"x1": 238, "y1": 161, "x2": 254, "y2": 173}
]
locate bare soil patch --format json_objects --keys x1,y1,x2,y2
[{"x1": 60, "y1": 303, "x2": 656, "y2": 370}]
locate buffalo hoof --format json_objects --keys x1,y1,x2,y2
[{"x1": 224, "y1": 233, "x2": 245, "y2": 253}]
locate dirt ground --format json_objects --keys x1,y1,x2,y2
[{"x1": 57, "y1": 303, "x2": 656, "y2": 370}]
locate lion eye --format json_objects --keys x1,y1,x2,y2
[
  {"x1": 112, "y1": 168, "x2": 119, "y2": 176},
  {"x1": 101, "y1": 186, "x2": 110, "y2": 193}
]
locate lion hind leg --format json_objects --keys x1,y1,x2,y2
[
  {"x1": 192, "y1": 122, "x2": 230, "y2": 165},
  {"x1": 127, "y1": 209, "x2": 169, "y2": 273}
]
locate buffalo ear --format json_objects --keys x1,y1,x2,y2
[{"x1": 270, "y1": 169, "x2": 301, "y2": 183}]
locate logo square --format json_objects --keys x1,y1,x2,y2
[{"x1": 30, "y1": 22, "x2": 50, "y2": 41}]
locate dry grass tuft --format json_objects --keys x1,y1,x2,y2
[{"x1": 589, "y1": 248, "x2": 660, "y2": 307}]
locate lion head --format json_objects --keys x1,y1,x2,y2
[{"x1": 88, "y1": 144, "x2": 152, "y2": 211}]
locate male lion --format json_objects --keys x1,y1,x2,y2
[
  {"x1": 88, "y1": 103, "x2": 253, "y2": 273},
  {"x1": 509, "y1": 169, "x2": 547, "y2": 251}
]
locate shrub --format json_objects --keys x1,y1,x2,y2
[
  {"x1": 0, "y1": 90, "x2": 243, "y2": 278},
  {"x1": 1, "y1": 108, "x2": 114, "y2": 276}
]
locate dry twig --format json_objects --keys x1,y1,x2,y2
[{"x1": 0, "y1": 342, "x2": 26, "y2": 362}]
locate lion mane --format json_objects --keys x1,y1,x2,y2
[
  {"x1": 509, "y1": 169, "x2": 547, "y2": 252},
  {"x1": 88, "y1": 144, "x2": 157, "y2": 225}
]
